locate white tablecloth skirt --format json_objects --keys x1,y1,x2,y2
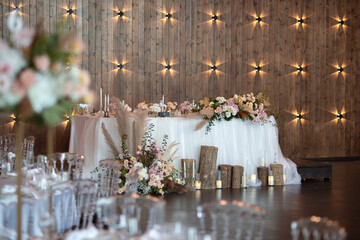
[{"x1": 69, "y1": 115, "x2": 301, "y2": 184}]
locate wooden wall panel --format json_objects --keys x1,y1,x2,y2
[{"x1": 0, "y1": 0, "x2": 359, "y2": 159}]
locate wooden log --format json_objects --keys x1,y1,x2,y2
[
  {"x1": 232, "y1": 165, "x2": 243, "y2": 189},
  {"x1": 181, "y1": 159, "x2": 196, "y2": 189},
  {"x1": 257, "y1": 167, "x2": 269, "y2": 186},
  {"x1": 270, "y1": 164, "x2": 284, "y2": 185},
  {"x1": 198, "y1": 146, "x2": 218, "y2": 189},
  {"x1": 218, "y1": 165, "x2": 232, "y2": 188}
]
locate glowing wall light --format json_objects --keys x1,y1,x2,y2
[
  {"x1": 212, "y1": 15, "x2": 218, "y2": 21},
  {"x1": 338, "y1": 19, "x2": 345, "y2": 26},
  {"x1": 165, "y1": 64, "x2": 172, "y2": 70},
  {"x1": 211, "y1": 65, "x2": 217, "y2": 71},
  {"x1": 165, "y1": 13, "x2": 172, "y2": 19},
  {"x1": 256, "y1": 16, "x2": 262, "y2": 23},
  {"x1": 255, "y1": 66, "x2": 261, "y2": 72},
  {"x1": 118, "y1": 11, "x2": 124, "y2": 17},
  {"x1": 67, "y1": 8, "x2": 74, "y2": 15}
]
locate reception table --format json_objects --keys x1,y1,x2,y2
[{"x1": 69, "y1": 115, "x2": 301, "y2": 184}]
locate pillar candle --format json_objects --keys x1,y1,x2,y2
[
  {"x1": 241, "y1": 176, "x2": 247, "y2": 188},
  {"x1": 268, "y1": 176, "x2": 274, "y2": 186},
  {"x1": 195, "y1": 181, "x2": 201, "y2": 190},
  {"x1": 192, "y1": 162, "x2": 195, "y2": 179},
  {"x1": 183, "y1": 162, "x2": 186, "y2": 179},
  {"x1": 216, "y1": 179, "x2": 222, "y2": 189},
  {"x1": 283, "y1": 174, "x2": 287, "y2": 184},
  {"x1": 260, "y1": 157, "x2": 265, "y2": 167},
  {"x1": 250, "y1": 174, "x2": 257, "y2": 185}
]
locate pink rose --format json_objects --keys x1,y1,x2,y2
[
  {"x1": 226, "y1": 98, "x2": 235, "y2": 106},
  {"x1": 0, "y1": 73, "x2": 11, "y2": 93},
  {"x1": 215, "y1": 107, "x2": 223, "y2": 113},
  {"x1": 19, "y1": 68, "x2": 36, "y2": 89},
  {"x1": 0, "y1": 62, "x2": 12, "y2": 75},
  {"x1": 11, "y1": 80, "x2": 26, "y2": 96},
  {"x1": 200, "y1": 107, "x2": 215, "y2": 118},
  {"x1": 34, "y1": 54, "x2": 50, "y2": 71},
  {"x1": 13, "y1": 28, "x2": 35, "y2": 48}
]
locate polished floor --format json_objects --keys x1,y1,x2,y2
[{"x1": 163, "y1": 161, "x2": 360, "y2": 240}]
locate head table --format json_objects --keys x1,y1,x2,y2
[{"x1": 69, "y1": 115, "x2": 301, "y2": 184}]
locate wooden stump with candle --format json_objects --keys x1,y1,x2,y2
[
  {"x1": 231, "y1": 165, "x2": 244, "y2": 189},
  {"x1": 257, "y1": 167, "x2": 269, "y2": 186},
  {"x1": 181, "y1": 159, "x2": 196, "y2": 189},
  {"x1": 198, "y1": 146, "x2": 218, "y2": 189},
  {"x1": 218, "y1": 165, "x2": 232, "y2": 188},
  {"x1": 270, "y1": 164, "x2": 284, "y2": 185}
]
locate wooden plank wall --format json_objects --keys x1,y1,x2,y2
[{"x1": 0, "y1": 0, "x2": 359, "y2": 158}]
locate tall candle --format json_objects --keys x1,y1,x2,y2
[
  {"x1": 192, "y1": 100, "x2": 195, "y2": 106},
  {"x1": 192, "y1": 162, "x2": 195, "y2": 179},
  {"x1": 195, "y1": 181, "x2": 201, "y2": 190},
  {"x1": 283, "y1": 174, "x2": 286, "y2": 184},
  {"x1": 183, "y1": 162, "x2": 186, "y2": 179},
  {"x1": 107, "y1": 94, "x2": 110, "y2": 111},
  {"x1": 100, "y1": 88, "x2": 102, "y2": 111}
]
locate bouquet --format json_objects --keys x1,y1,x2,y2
[
  {"x1": 0, "y1": 13, "x2": 92, "y2": 126},
  {"x1": 193, "y1": 91, "x2": 271, "y2": 133}
]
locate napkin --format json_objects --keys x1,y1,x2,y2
[{"x1": 65, "y1": 226, "x2": 99, "y2": 240}]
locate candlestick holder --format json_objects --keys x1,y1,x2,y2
[
  {"x1": 104, "y1": 111, "x2": 110, "y2": 117},
  {"x1": 158, "y1": 112, "x2": 170, "y2": 117}
]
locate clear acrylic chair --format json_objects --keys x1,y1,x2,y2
[
  {"x1": 197, "y1": 200, "x2": 266, "y2": 240},
  {"x1": 96, "y1": 194, "x2": 165, "y2": 236},
  {"x1": 291, "y1": 216, "x2": 347, "y2": 240},
  {"x1": 72, "y1": 179, "x2": 98, "y2": 229},
  {"x1": 49, "y1": 152, "x2": 85, "y2": 180},
  {"x1": 97, "y1": 159, "x2": 121, "y2": 197},
  {"x1": 3, "y1": 134, "x2": 15, "y2": 153},
  {"x1": 51, "y1": 181, "x2": 77, "y2": 234}
]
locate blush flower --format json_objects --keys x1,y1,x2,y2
[
  {"x1": 13, "y1": 28, "x2": 35, "y2": 48},
  {"x1": 34, "y1": 54, "x2": 50, "y2": 72}
]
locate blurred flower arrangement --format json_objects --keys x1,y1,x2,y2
[
  {"x1": 117, "y1": 124, "x2": 180, "y2": 195},
  {"x1": 192, "y1": 91, "x2": 272, "y2": 133},
  {"x1": 101, "y1": 99, "x2": 181, "y2": 195},
  {"x1": 0, "y1": 12, "x2": 92, "y2": 126}
]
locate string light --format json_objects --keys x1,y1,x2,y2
[
  {"x1": 67, "y1": 9, "x2": 74, "y2": 15},
  {"x1": 212, "y1": 15, "x2": 218, "y2": 21},
  {"x1": 165, "y1": 64, "x2": 172, "y2": 70},
  {"x1": 255, "y1": 66, "x2": 261, "y2": 72},
  {"x1": 256, "y1": 16, "x2": 262, "y2": 23},
  {"x1": 211, "y1": 65, "x2": 217, "y2": 71},
  {"x1": 165, "y1": 13, "x2": 172, "y2": 19},
  {"x1": 338, "y1": 19, "x2": 344, "y2": 26},
  {"x1": 118, "y1": 11, "x2": 124, "y2": 17}
]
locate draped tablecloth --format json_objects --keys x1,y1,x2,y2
[{"x1": 69, "y1": 115, "x2": 301, "y2": 184}]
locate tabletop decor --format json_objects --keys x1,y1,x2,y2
[
  {"x1": 101, "y1": 98, "x2": 184, "y2": 195},
  {"x1": 192, "y1": 91, "x2": 272, "y2": 133}
]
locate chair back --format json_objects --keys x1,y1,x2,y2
[
  {"x1": 96, "y1": 194, "x2": 165, "y2": 236},
  {"x1": 291, "y1": 216, "x2": 347, "y2": 240},
  {"x1": 97, "y1": 159, "x2": 121, "y2": 197},
  {"x1": 197, "y1": 200, "x2": 266, "y2": 240},
  {"x1": 51, "y1": 182, "x2": 77, "y2": 234},
  {"x1": 71, "y1": 179, "x2": 98, "y2": 229},
  {"x1": 49, "y1": 152, "x2": 85, "y2": 180}
]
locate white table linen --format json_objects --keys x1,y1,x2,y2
[{"x1": 69, "y1": 115, "x2": 301, "y2": 184}]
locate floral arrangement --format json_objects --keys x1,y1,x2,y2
[
  {"x1": 193, "y1": 91, "x2": 272, "y2": 133},
  {"x1": 0, "y1": 14, "x2": 92, "y2": 126},
  {"x1": 137, "y1": 101, "x2": 149, "y2": 110},
  {"x1": 166, "y1": 101, "x2": 178, "y2": 111},
  {"x1": 117, "y1": 125, "x2": 180, "y2": 195},
  {"x1": 179, "y1": 100, "x2": 193, "y2": 112},
  {"x1": 149, "y1": 103, "x2": 161, "y2": 113}
]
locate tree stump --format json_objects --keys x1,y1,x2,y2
[
  {"x1": 270, "y1": 164, "x2": 284, "y2": 185},
  {"x1": 198, "y1": 146, "x2": 218, "y2": 189},
  {"x1": 257, "y1": 167, "x2": 269, "y2": 186},
  {"x1": 218, "y1": 165, "x2": 232, "y2": 188},
  {"x1": 181, "y1": 159, "x2": 196, "y2": 189},
  {"x1": 232, "y1": 165, "x2": 243, "y2": 189}
]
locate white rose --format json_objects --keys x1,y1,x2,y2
[
  {"x1": 225, "y1": 112, "x2": 231, "y2": 118},
  {"x1": 209, "y1": 102, "x2": 214, "y2": 106},
  {"x1": 28, "y1": 73, "x2": 58, "y2": 113}
]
